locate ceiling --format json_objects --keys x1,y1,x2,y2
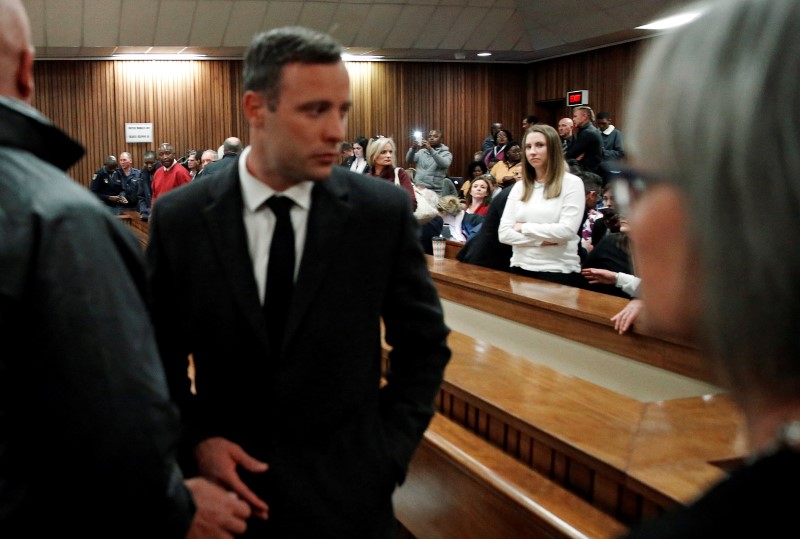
[{"x1": 22, "y1": 0, "x2": 693, "y2": 63}]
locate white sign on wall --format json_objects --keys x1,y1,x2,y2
[{"x1": 125, "y1": 123, "x2": 153, "y2": 143}]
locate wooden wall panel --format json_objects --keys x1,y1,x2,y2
[
  {"x1": 33, "y1": 60, "x2": 245, "y2": 188},
  {"x1": 31, "y1": 39, "x2": 645, "y2": 189},
  {"x1": 526, "y1": 40, "x2": 644, "y2": 130}
]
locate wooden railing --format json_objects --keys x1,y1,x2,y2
[
  {"x1": 116, "y1": 212, "x2": 148, "y2": 251},
  {"x1": 391, "y1": 256, "x2": 747, "y2": 535},
  {"x1": 427, "y1": 256, "x2": 713, "y2": 383}
]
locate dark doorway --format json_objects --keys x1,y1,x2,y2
[{"x1": 534, "y1": 98, "x2": 568, "y2": 129}]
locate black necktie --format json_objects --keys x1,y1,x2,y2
[{"x1": 263, "y1": 196, "x2": 295, "y2": 353}]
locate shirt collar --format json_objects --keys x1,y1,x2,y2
[
  {"x1": 602, "y1": 125, "x2": 615, "y2": 135},
  {"x1": 239, "y1": 145, "x2": 314, "y2": 212}
]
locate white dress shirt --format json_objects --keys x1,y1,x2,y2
[{"x1": 238, "y1": 146, "x2": 314, "y2": 304}]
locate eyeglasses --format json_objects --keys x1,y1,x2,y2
[{"x1": 601, "y1": 161, "x2": 659, "y2": 217}]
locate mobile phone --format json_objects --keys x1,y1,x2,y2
[{"x1": 413, "y1": 131, "x2": 423, "y2": 143}]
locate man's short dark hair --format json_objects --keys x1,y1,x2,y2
[
  {"x1": 596, "y1": 111, "x2": 612, "y2": 121},
  {"x1": 524, "y1": 115, "x2": 538, "y2": 124},
  {"x1": 243, "y1": 26, "x2": 343, "y2": 111},
  {"x1": 143, "y1": 150, "x2": 156, "y2": 160},
  {"x1": 576, "y1": 170, "x2": 603, "y2": 194}
]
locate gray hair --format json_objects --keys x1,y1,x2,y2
[
  {"x1": 243, "y1": 26, "x2": 343, "y2": 111},
  {"x1": 626, "y1": 0, "x2": 800, "y2": 398}
]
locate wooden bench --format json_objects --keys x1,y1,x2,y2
[
  {"x1": 388, "y1": 258, "x2": 746, "y2": 532},
  {"x1": 394, "y1": 414, "x2": 628, "y2": 539},
  {"x1": 432, "y1": 330, "x2": 744, "y2": 526},
  {"x1": 426, "y1": 256, "x2": 714, "y2": 383},
  {"x1": 386, "y1": 328, "x2": 744, "y2": 530}
]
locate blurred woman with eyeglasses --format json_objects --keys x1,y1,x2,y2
[{"x1": 620, "y1": 0, "x2": 800, "y2": 536}]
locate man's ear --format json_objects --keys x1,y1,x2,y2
[
  {"x1": 243, "y1": 91, "x2": 267, "y2": 128},
  {"x1": 15, "y1": 47, "x2": 34, "y2": 102}
]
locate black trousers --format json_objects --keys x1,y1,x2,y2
[{"x1": 511, "y1": 266, "x2": 586, "y2": 289}]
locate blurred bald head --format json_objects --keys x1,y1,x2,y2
[{"x1": 0, "y1": 0, "x2": 35, "y2": 102}]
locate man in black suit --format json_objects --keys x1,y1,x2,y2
[
  {"x1": 202, "y1": 136, "x2": 242, "y2": 176},
  {"x1": 146, "y1": 26, "x2": 451, "y2": 538}
]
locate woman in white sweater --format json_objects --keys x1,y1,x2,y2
[{"x1": 498, "y1": 124, "x2": 585, "y2": 287}]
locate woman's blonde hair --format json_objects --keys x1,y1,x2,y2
[
  {"x1": 438, "y1": 195, "x2": 463, "y2": 216},
  {"x1": 365, "y1": 137, "x2": 396, "y2": 169},
  {"x1": 520, "y1": 124, "x2": 566, "y2": 202}
]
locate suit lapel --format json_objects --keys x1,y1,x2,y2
[{"x1": 202, "y1": 164, "x2": 271, "y2": 350}]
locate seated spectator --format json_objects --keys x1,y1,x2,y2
[
  {"x1": 417, "y1": 185, "x2": 443, "y2": 255},
  {"x1": 464, "y1": 175, "x2": 492, "y2": 216},
  {"x1": 581, "y1": 216, "x2": 636, "y2": 299},
  {"x1": 576, "y1": 170, "x2": 604, "y2": 255},
  {"x1": 482, "y1": 122, "x2": 502, "y2": 153},
  {"x1": 366, "y1": 136, "x2": 416, "y2": 209},
  {"x1": 456, "y1": 184, "x2": 513, "y2": 272},
  {"x1": 490, "y1": 141, "x2": 523, "y2": 190},
  {"x1": 591, "y1": 183, "x2": 620, "y2": 246},
  {"x1": 481, "y1": 128, "x2": 513, "y2": 169},
  {"x1": 339, "y1": 141, "x2": 353, "y2": 164},
  {"x1": 438, "y1": 195, "x2": 483, "y2": 243},
  {"x1": 460, "y1": 160, "x2": 488, "y2": 198},
  {"x1": 341, "y1": 136, "x2": 370, "y2": 174}
]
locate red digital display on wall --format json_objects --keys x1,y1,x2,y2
[{"x1": 566, "y1": 90, "x2": 588, "y2": 107}]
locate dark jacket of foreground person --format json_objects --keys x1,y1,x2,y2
[{"x1": 0, "y1": 96, "x2": 194, "y2": 536}]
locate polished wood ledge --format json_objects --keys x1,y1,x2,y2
[
  {"x1": 426, "y1": 256, "x2": 715, "y2": 384},
  {"x1": 116, "y1": 212, "x2": 148, "y2": 250},
  {"x1": 394, "y1": 414, "x2": 628, "y2": 539}
]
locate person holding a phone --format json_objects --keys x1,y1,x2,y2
[{"x1": 405, "y1": 129, "x2": 456, "y2": 197}]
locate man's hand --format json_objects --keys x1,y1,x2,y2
[
  {"x1": 184, "y1": 477, "x2": 252, "y2": 539},
  {"x1": 195, "y1": 437, "x2": 269, "y2": 519},
  {"x1": 421, "y1": 139, "x2": 432, "y2": 152}
]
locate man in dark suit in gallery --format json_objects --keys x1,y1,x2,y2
[{"x1": 146, "y1": 26, "x2": 451, "y2": 538}]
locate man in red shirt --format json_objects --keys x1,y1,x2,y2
[{"x1": 152, "y1": 142, "x2": 191, "y2": 204}]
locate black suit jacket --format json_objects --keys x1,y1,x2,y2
[
  {"x1": 146, "y1": 158, "x2": 451, "y2": 537},
  {"x1": 456, "y1": 186, "x2": 513, "y2": 271},
  {"x1": 565, "y1": 122, "x2": 603, "y2": 172}
]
